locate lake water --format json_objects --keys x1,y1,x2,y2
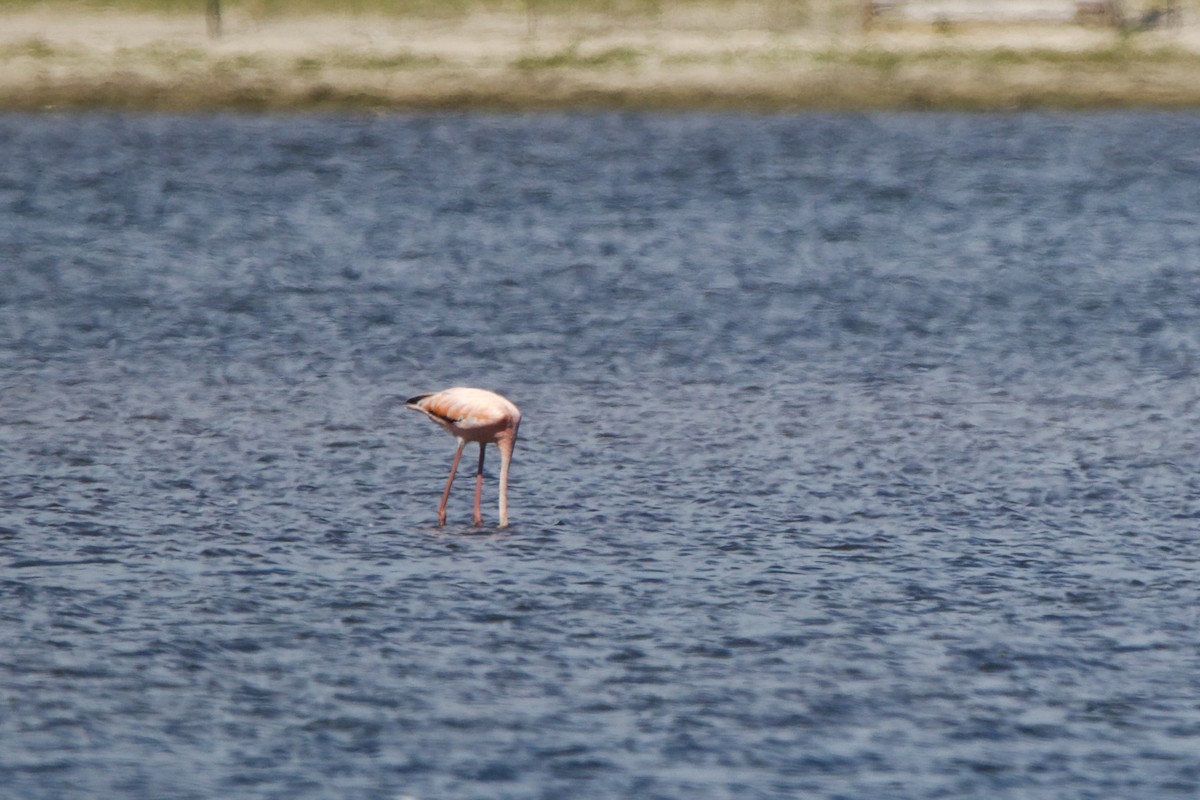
[{"x1": 2, "y1": 112, "x2": 1199, "y2": 798}]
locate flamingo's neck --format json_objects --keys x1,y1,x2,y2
[{"x1": 497, "y1": 437, "x2": 514, "y2": 527}]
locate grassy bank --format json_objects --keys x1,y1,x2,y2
[{"x1": 3, "y1": 1, "x2": 1200, "y2": 111}]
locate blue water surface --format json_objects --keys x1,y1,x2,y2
[{"x1": 2, "y1": 112, "x2": 1200, "y2": 798}]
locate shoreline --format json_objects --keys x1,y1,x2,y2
[{"x1": 4, "y1": 9, "x2": 1200, "y2": 112}]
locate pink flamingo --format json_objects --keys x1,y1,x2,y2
[{"x1": 405, "y1": 387, "x2": 522, "y2": 528}]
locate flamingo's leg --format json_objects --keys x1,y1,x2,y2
[
  {"x1": 438, "y1": 439, "x2": 467, "y2": 526},
  {"x1": 473, "y1": 443, "x2": 486, "y2": 526}
]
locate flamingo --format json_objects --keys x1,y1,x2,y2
[{"x1": 405, "y1": 387, "x2": 522, "y2": 528}]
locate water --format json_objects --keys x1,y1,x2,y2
[{"x1": 2, "y1": 112, "x2": 1200, "y2": 798}]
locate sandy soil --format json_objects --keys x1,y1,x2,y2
[{"x1": 3, "y1": 7, "x2": 1200, "y2": 111}]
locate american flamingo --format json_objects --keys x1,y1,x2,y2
[{"x1": 405, "y1": 387, "x2": 521, "y2": 528}]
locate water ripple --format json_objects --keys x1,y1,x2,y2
[{"x1": 2, "y1": 112, "x2": 1200, "y2": 798}]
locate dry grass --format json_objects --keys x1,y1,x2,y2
[{"x1": 2, "y1": 1, "x2": 1200, "y2": 110}]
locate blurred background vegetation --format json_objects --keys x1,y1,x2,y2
[
  {"x1": 1, "y1": 0, "x2": 1192, "y2": 33},
  {"x1": 0, "y1": 0, "x2": 779, "y2": 12},
  {"x1": 0, "y1": 0, "x2": 1028, "y2": 23},
  {"x1": 3, "y1": 0, "x2": 1196, "y2": 110}
]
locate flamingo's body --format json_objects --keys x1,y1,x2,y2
[{"x1": 405, "y1": 387, "x2": 521, "y2": 528}]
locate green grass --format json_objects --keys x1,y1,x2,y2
[
  {"x1": 513, "y1": 45, "x2": 643, "y2": 70},
  {"x1": 116, "y1": 42, "x2": 208, "y2": 67},
  {"x1": 321, "y1": 50, "x2": 446, "y2": 70},
  {"x1": 0, "y1": 36, "x2": 59, "y2": 59},
  {"x1": 208, "y1": 52, "x2": 270, "y2": 75},
  {"x1": 805, "y1": 43, "x2": 1200, "y2": 73}
]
